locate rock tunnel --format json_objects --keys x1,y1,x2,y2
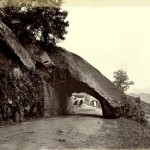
[
  {"x1": 0, "y1": 19, "x2": 128, "y2": 119},
  {"x1": 66, "y1": 75, "x2": 116, "y2": 118},
  {"x1": 48, "y1": 48, "x2": 127, "y2": 118}
]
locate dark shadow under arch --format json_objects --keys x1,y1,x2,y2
[{"x1": 66, "y1": 72, "x2": 117, "y2": 118}]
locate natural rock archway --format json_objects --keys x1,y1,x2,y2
[
  {"x1": 0, "y1": 20, "x2": 145, "y2": 122},
  {"x1": 48, "y1": 48, "x2": 126, "y2": 118}
]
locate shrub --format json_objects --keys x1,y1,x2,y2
[{"x1": 121, "y1": 95, "x2": 148, "y2": 125}]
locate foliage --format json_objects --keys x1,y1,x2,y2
[
  {"x1": 0, "y1": 66, "x2": 44, "y2": 123},
  {"x1": 121, "y1": 96, "x2": 148, "y2": 125},
  {"x1": 0, "y1": 0, "x2": 62, "y2": 7},
  {"x1": 0, "y1": 5, "x2": 69, "y2": 48},
  {"x1": 113, "y1": 69, "x2": 134, "y2": 92}
]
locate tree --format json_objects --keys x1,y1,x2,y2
[
  {"x1": 0, "y1": 0, "x2": 62, "y2": 7},
  {"x1": 0, "y1": 1, "x2": 69, "y2": 48},
  {"x1": 113, "y1": 69, "x2": 134, "y2": 92}
]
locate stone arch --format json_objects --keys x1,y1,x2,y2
[
  {"x1": 66, "y1": 74, "x2": 116, "y2": 118},
  {"x1": 47, "y1": 48, "x2": 127, "y2": 119},
  {"x1": 0, "y1": 20, "x2": 144, "y2": 122}
]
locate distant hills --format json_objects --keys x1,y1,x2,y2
[
  {"x1": 128, "y1": 93, "x2": 150, "y2": 104},
  {"x1": 141, "y1": 87, "x2": 150, "y2": 94},
  {"x1": 127, "y1": 87, "x2": 150, "y2": 95}
]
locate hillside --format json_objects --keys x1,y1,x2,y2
[
  {"x1": 128, "y1": 93, "x2": 150, "y2": 104},
  {"x1": 141, "y1": 101, "x2": 150, "y2": 115}
]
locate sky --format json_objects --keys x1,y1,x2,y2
[{"x1": 58, "y1": 0, "x2": 150, "y2": 93}]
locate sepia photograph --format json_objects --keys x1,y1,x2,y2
[{"x1": 0, "y1": 0, "x2": 150, "y2": 149}]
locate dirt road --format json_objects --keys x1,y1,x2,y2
[{"x1": 0, "y1": 105, "x2": 150, "y2": 150}]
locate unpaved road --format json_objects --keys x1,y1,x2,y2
[{"x1": 0, "y1": 106, "x2": 150, "y2": 150}]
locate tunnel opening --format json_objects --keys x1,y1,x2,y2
[
  {"x1": 69, "y1": 92, "x2": 103, "y2": 118},
  {"x1": 65, "y1": 71, "x2": 117, "y2": 118},
  {"x1": 48, "y1": 69, "x2": 118, "y2": 118}
]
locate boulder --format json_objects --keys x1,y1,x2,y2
[
  {"x1": 0, "y1": 20, "x2": 145, "y2": 121},
  {"x1": 0, "y1": 20, "x2": 35, "y2": 69},
  {"x1": 49, "y1": 48, "x2": 127, "y2": 118},
  {"x1": 24, "y1": 42, "x2": 55, "y2": 68}
]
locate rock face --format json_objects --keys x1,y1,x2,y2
[
  {"x1": 48, "y1": 48, "x2": 126, "y2": 118},
  {"x1": 0, "y1": 20, "x2": 35, "y2": 69},
  {"x1": 0, "y1": 20, "x2": 146, "y2": 122},
  {"x1": 0, "y1": 19, "x2": 127, "y2": 118}
]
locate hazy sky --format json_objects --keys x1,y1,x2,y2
[{"x1": 59, "y1": 1, "x2": 150, "y2": 93}]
